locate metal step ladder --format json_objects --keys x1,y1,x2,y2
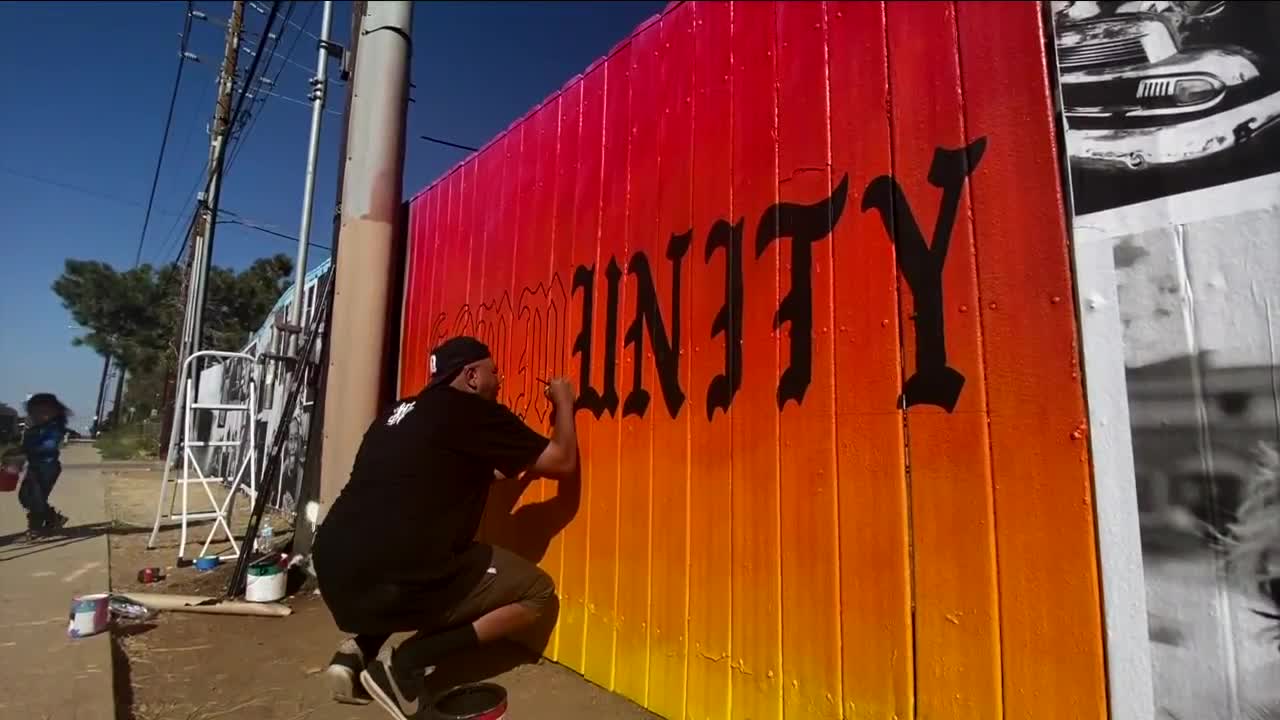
[{"x1": 146, "y1": 350, "x2": 259, "y2": 563}]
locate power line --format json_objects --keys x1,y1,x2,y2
[
  {"x1": 0, "y1": 165, "x2": 185, "y2": 218},
  {"x1": 225, "y1": 1, "x2": 284, "y2": 151},
  {"x1": 420, "y1": 134, "x2": 480, "y2": 153},
  {"x1": 134, "y1": 1, "x2": 196, "y2": 267},
  {"x1": 217, "y1": 209, "x2": 331, "y2": 250},
  {"x1": 249, "y1": 87, "x2": 342, "y2": 115},
  {"x1": 155, "y1": 1, "x2": 295, "y2": 268},
  {"x1": 251, "y1": 0, "x2": 318, "y2": 41},
  {"x1": 228, "y1": 0, "x2": 313, "y2": 171}
]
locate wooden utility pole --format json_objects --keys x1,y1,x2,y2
[
  {"x1": 159, "y1": 0, "x2": 245, "y2": 460},
  {"x1": 187, "y1": 0, "x2": 244, "y2": 352}
]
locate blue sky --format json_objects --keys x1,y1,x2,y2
[{"x1": 0, "y1": 0, "x2": 663, "y2": 429}]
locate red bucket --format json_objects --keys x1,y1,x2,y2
[{"x1": 0, "y1": 465, "x2": 21, "y2": 493}]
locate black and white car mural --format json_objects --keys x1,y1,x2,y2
[{"x1": 1053, "y1": 1, "x2": 1280, "y2": 210}]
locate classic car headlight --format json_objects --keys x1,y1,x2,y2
[{"x1": 1137, "y1": 74, "x2": 1225, "y2": 107}]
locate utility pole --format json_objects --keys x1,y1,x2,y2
[
  {"x1": 292, "y1": 1, "x2": 364, "y2": 558},
  {"x1": 316, "y1": 1, "x2": 413, "y2": 516},
  {"x1": 160, "y1": 0, "x2": 245, "y2": 466},
  {"x1": 187, "y1": 0, "x2": 245, "y2": 357},
  {"x1": 92, "y1": 356, "x2": 110, "y2": 434}
]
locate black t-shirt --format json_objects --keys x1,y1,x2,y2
[{"x1": 317, "y1": 385, "x2": 549, "y2": 580}]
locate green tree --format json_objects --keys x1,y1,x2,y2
[{"x1": 53, "y1": 255, "x2": 294, "y2": 419}]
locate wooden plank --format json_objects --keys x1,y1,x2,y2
[
  {"x1": 559, "y1": 67, "x2": 604, "y2": 675},
  {"x1": 490, "y1": 110, "x2": 555, "y2": 571},
  {"x1": 729, "y1": 2, "x2": 783, "y2": 718},
  {"x1": 824, "y1": 2, "x2": 915, "y2": 717},
  {"x1": 955, "y1": 3, "x2": 1108, "y2": 718},
  {"x1": 882, "y1": 2, "x2": 1002, "y2": 718},
  {"x1": 399, "y1": 195, "x2": 430, "y2": 392},
  {"x1": 477, "y1": 131, "x2": 524, "y2": 543},
  {"x1": 416, "y1": 184, "x2": 445, "y2": 391},
  {"x1": 614, "y1": 17, "x2": 663, "y2": 706},
  {"x1": 535, "y1": 81, "x2": 579, "y2": 664},
  {"x1": 581, "y1": 41, "x2": 633, "y2": 690},
  {"x1": 646, "y1": 4, "x2": 695, "y2": 716},
  {"x1": 685, "y1": 3, "x2": 734, "y2": 716},
  {"x1": 437, "y1": 169, "x2": 469, "y2": 348},
  {"x1": 529, "y1": 93, "x2": 569, "y2": 660},
  {"x1": 772, "y1": 2, "x2": 842, "y2": 718},
  {"x1": 426, "y1": 173, "x2": 457, "y2": 356}
]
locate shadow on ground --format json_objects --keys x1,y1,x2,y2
[{"x1": 0, "y1": 522, "x2": 156, "y2": 561}]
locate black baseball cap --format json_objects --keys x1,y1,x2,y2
[{"x1": 426, "y1": 336, "x2": 492, "y2": 389}]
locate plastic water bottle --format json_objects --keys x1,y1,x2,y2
[{"x1": 256, "y1": 524, "x2": 274, "y2": 552}]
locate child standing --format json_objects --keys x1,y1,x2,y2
[{"x1": 18, "y1": 393, "x2": 71, "y2": 538}]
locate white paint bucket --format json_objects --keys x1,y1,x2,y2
[
  {"x1": 68, "y1": 593, "x2": 111, "y2": 639},
  {"x1": 245, "y1": 564, "x2": 286, "y2": 603}
]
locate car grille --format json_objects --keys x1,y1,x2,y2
[{"x1": 1058, "y1": 35, "x2": 1149, "y2": 71}]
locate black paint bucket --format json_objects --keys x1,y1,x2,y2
[{"x1": 431, "y1": 682, "x2": 508, "y2": 720}]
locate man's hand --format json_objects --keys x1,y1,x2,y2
[
  {"x1": 544, "y1": 377, "x2": 575, "y2": 408},
  {"x1": 530, "y1": 376, "x2": 579, "y2": 476}
]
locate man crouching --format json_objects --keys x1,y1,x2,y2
[{"x1": 312, "y1": 336, "x2": 577, "y2": 719}]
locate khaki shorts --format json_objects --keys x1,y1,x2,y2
[
  {"x1": 437, "y1": 544, "x2": 556, "y2": 627},
  {"x1": 317, "y1": 542, "x2": 555, "y2": 635}
]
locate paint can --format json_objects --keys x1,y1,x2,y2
[
  {"x1": 245, "y1": 563, "x2": 286, "y2": 603},
  {"x1": 194, "y1": 556, "x2": 220, "y2": 572},
  {"x1": 67, "y1": 593, "x2": 111, "y2": 639},
  {"x1": 431, "y1": 682, "x2": 508, "y2": 720},
  {"x1": 0, "y1": 463, "x2": 21, "y2": 492},
  {"x1": 136, "y1": 567, "x2": 165, "y2": 584}
]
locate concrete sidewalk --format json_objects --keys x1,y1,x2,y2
[{"x1": 0, "y1": 443, "x2": 115, "y2": 719}]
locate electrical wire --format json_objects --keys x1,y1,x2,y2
[
  {"x1": 420, "y1": 134, "x2": 480, "y2": 153},
  {"x1": 228, "y1": 0, "x2": 314, "y2": 172},
  {"x1": 133, "y1": 1, "x2": 196, "y2": 267},
  {"x1": 217, "y1": 209, "x2": 331, "y2": 251},
  {"x1": 158, "y1": 2, "x2": 285, "y2": 271},
  {"x1": 0, "y1": 165, "x2": 184, "y2": 218},
  {"x1": 154, "y1": 0, "x2": 302, "y2": 268},
  {"x1": 251, "y1": 0, "x2": 318, "y2": 42}
]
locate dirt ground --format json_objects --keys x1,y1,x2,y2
[{"x1": 104, "y1": 466, "x2": 657, "y2": 720}]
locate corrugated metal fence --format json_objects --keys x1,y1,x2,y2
[{"x1": 399, "y1": 2, "x2": 1107, "y2": 718}]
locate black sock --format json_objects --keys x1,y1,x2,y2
[
  {"x1": 395, "y1": 624, "x2": 479, "y2": 671},
  {"x1": 355, "y1": 633, "x2": 389, "y2": 661}
]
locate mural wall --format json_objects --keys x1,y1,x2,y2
[
  {"x1": 1052, "y1": 1, "x2": 1280, "y2": 718},
  {"x1": 199, "y1": 259, "x2": 332, "y2": 514},
  {"x1": 400, "y1": 2, "x2": 1107, "y2": 718}
]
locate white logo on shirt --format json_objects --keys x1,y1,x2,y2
[{"x1": 386, "y1": 401, "x2": 415, "y2": 426}]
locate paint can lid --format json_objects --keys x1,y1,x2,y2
[
  {"x1": 248, "y1": 563, "x2": 283, "y2": 577},
  {"x1": 433, "y1": 682, "x2": 508, "y2": 719}
]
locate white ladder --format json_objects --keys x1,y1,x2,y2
[{"x1": 146, "y1": 350, "x2": 259, "y2": 563}]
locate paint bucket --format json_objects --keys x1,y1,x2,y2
[
  {"x1": 0, "y1": 464, "x2": 21, "y2": 492},
  {"x1": 67, "y1": 593, "x2": 111, "y2": 639},
  {"x1": 194, "y1": 556, "x2": 220, "y2": 572},
  {"x1": 245, "y1": 563, "x2": 286, "y2": 603},
  {"x1": 432, "y1": 682, "x2": 508, "y2": 720},
  {"x1": 136, "y1": 567, "x2": 165, "y2": 584}
]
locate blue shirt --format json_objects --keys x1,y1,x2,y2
[{"x1": 21, "y1": 418, "x2": 67, "y2": 463}]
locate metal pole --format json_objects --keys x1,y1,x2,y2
[
  {"x1": 291, "y1": 1, "x2": 364, "y2": 559},
  {"x1": 317, "y1": 0, "x2": 413, "y2": 514},
  {"x1": 288, "y1": 0, "x2": 335, "y2": 345}
]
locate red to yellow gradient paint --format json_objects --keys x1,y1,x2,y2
[{"x1": 399, "y1": 2, "x2": 1107, "y2": 719}]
